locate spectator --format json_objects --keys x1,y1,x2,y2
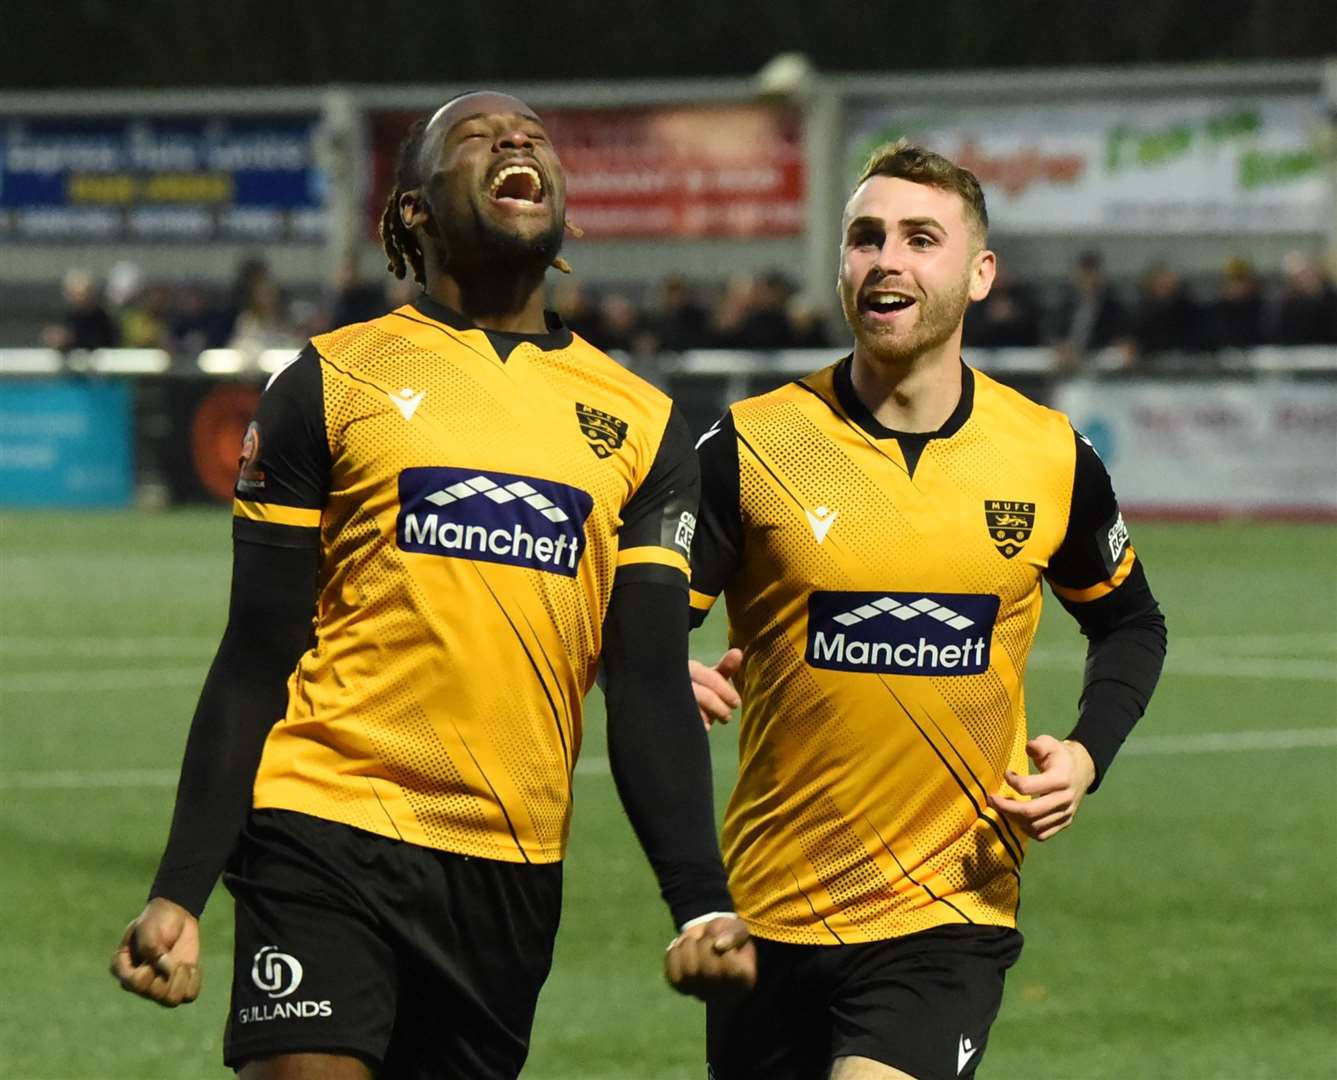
[
  {"x1": 41, "y1": 269, "x2": 118, "y2": 351},
  {"x1": 964, "y1": 267, "x2": 1040, "y2": 347},
  {"x1": 1207, "y1": 257, "x2": 1267, "y2": 348},
  {"x1": 648, "y1": 274, "x2": 710, "y2": 352},
  {"x1": 735, "y1": 271, "x2": 795, "y2": 349},
  {"x1": 785, "y1": 294, "x2": 833, "y2": 349},
  {"x1": 1130, "y1": 261, "x2": 1203, "y2": 357},
  {"x1": 1271, "y1": 252, "x2": 1337, "y2": 345},
  {"x1": 1052, "y1": 250, "x2": 1128, "y2": 368},
  {"x1": 550, "y1": 278, "x2": 607, "y2": 344},
  {"x1": 710, "y1": 273, "x2": 759, "y2": 347},
  {"x1": 216, "y1": 256, "x2": 272, "y2": 345},
  {"x1": 120, "y1": 283, "x2": 174, "y2": 349},
  {"x1": 330, "y1": 253, "x2": 389, "y2": 328},
  {"x1": 170, "y1": 283, "x2": 219, "y2": 355},
  {"x1": 227, "y1": 274, "x2": 300, "y2": 358},
  {"x1": 597, "y1": 292, "x2": 645, "y2": 354}
]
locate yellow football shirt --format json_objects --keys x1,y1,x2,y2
[
  {"x1": 691, "y1": 359, "x2": 1140, "y2": 944},
  {"x1": 232, "y1": 296, "x2": 696, "y2": 863}
]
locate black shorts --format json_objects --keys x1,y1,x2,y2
[
  {"x1": 222, "y1": 809, "x2": 562, "y2": 1079},
  {"x1": 707, "y1": 925, "x2": 1022, "y2": 1080}
]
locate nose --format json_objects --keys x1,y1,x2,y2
[{"x1": 494, "y1": 128, "x2": 534, "y2": 152}]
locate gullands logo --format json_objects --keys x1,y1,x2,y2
[
  {"x1": 237, "y1": 946, "x2": 332, "y2": 1025},
  {"x1": 806, "y1": 591, "x2": 1000, "y2": 676},
  {"x1": 397, "y1": 467, "x2": 594, "y2": 578}
]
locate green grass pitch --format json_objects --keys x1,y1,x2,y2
[{"x1": 1, "y1": 511, "x2": 1334, "y2": 1079}]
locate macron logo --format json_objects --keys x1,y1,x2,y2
[
  {"x1": 957, "y1": 1033, "x2": 979, "y2": 1074},
  {"x1": 805, "y1": 505, "x2": 838, "y2": 544},
  {"x1": 389, "y1": 387, "x2": 426, "y2": 421}
]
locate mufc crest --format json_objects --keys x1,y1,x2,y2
[
  {"x1": 575, "y1": 403, "x2": 628, "y2": 459},
  {"x1": 984, "y1": 500, "x2": 1035, "y2": 559}
]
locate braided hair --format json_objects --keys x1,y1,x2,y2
[
  {"x1": 378, "y1": 109, "x2": 579, "y2": 282},
  {"x1": 379, "y1": 118, "x2": 430, "y2": 286}
]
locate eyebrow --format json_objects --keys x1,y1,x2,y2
[
  {"x1": 845, "y1": 214, "x2": 947, "y2": 234},
  {"x1": 450, "y1": 111, "x2": 544, "y2": 129}
]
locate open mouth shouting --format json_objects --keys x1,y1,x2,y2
[
  {"x1": 488, "y1": 162, "x2": 545, "y2": 207},
  {"x1": 859, "y1": 287, "x2": 917, "y2": 321}
]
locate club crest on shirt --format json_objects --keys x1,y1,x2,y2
[
  {"x1": 575, "y1": 403, "x2": 628, "y2": 459},
  {"x1": 984, "y1": 500, "x2": 1034, "y2": 559},
  {"x1": 236, "y1": 421, "x2": 266, "y2": 493}
]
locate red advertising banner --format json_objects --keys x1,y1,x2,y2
[{"x1": 368, "y1": 104, "x2": 804, "y2": 240}]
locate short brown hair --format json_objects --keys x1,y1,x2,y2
[{"x1": 855, "y1": 141, "x2": 989, "y2": 245}]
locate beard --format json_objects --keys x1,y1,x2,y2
[
  {"x1": 843, "y1": 271, "x2": 972, "y2": 364},
  {"x1": 430, "y1": 199, "x2": 566, "y2": 279}
]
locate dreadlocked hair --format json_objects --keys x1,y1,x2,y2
[{"x1": 379, "y1": 118, "x2": 430, "y2": 286}]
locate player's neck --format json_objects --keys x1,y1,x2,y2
[
  {"x1": 849, "y1": 334, "x2": 963, "y2": 434},
  {"x1": 427, "y1": 266, "x2": 550, "y2": 334}
]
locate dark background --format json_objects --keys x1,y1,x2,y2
[{"x1": 11, "y1": 0, "x2": 1337, "y2": 89}]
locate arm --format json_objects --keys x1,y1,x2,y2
[
  {"x1": 605, "y1": 405, "x2": 754, "y2": 998},
  {"x1": 687, "y1": 411, "x2": 745, "y2": 728},
  {"x1": 602, "y1": 581, "x2": 753, "y2": 999},
  {"x1": 989, "y1": 431, "x2": 1166, "y2": 840},
  {"x1": 110, "y1": 541, "x2": 317, "y2": 1006},
  {"x1": 110, "y1": 346, "x2": 329, "y2": 1006}
]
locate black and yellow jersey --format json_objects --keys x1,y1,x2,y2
[
  {"x1": 233, "y1": 294, "x2": 696, "y2": 864},
  {"x1": 691, "y1": 358, "x2": 1149, "y2": 945}
]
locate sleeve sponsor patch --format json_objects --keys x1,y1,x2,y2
[
  {"x1": 1106, "y1": 511, "x2": 1130, "y2": 571},
  {"x1": 236, "y1": 421, "x2": 266, "y2": 494}
]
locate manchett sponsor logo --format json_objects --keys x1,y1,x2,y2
[
  {"x1": 397, "y1": 467, "x2": 594, "y2": 578},
  {"x1": 806, "y1": 591, "x2": 1000, "y2": 676}
]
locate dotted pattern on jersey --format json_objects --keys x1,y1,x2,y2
[
  {"x1": 328, "y1": 334, "x2": 573, "y2": 853},
  {"x1": 508, "y1": 341, "x2": 631, "y2": 676},
  {"x1": 721, "y1": 374, "x2": 1049, "y2": 943},
  {"x1": 323, "y1": 500, "x2": 496, "y2": 845},
  {"x1": 252, "y1": 319, "x2": 667, "y2": 861},
  {"x1": 931, "y1": 667, "x2": 1018, "y2": 772}
]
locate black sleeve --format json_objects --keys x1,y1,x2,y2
[
  {"x1": 614, "y1": 405, "x2": 699, "y2": 590},
  {"x1": 232, "y1": 342, "x2": 330, "y2": 550},
  {"x1": 149, "y1": 345, "x2": 329, "y2": 914},
  {"x1": 689, "y1": 410, "x2": 743, "y2": 629},
  {"x1": 148, "y1": 540, "x2": 319, "y2": 915},
  {"x1": 1046, "y1": 430, "x2": 1167, "y2": 790},
  {"x1": 601, "y1": 580, "x2": 734, "y2": 928}
]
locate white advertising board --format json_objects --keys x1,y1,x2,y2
[
  {"x1": 846, "y1": 96, "x2": 1328, "y2": 234},
  {"x1": 1052, "y1": 378, "x2": 1337, "y2": 518}
]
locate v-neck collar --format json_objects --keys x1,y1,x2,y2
[
  {"x1": 832, "y1": 356, "x2": 975, "y2": 478},
  {"x1": 411, "y1": 294, "x2": 573, "y2": 359}
]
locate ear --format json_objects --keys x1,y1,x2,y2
[
  {"x1": 398, "y1": 189, "x2": 430, "y2": 232},
  {"x1": 969, "y1": 248, "x2": 997, "y2": 303}
]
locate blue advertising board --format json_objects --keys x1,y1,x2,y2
[
  {"x1": 0, "y1": 380, "x2": 134, "y2": 507},
  {"x1": 0, "y1": 114, "x2": 325, "y2": 242}
]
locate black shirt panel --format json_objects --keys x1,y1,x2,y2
[
  {"x1": 231, "y1": 343, "x2": 330, "y2": 551},
  {"x1": 1046, "y1": 430, "x2": 1127, "y2": 591},
  {"x1": 690, "y1": 410, "x2": 744, "y2": 626},
  {"x1": 615, "y1": 405, "x2": 699, "y2": 590}
]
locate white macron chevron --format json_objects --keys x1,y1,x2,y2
[
  {"x1": 831, "y1": 596, "x2": 974, "y2": 631},
  {"x1": 424, "y1": 476, "x2": 570, "y2": 522}
]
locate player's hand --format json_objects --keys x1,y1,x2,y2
[
  {"x1": 109, "y1": 897, "x2": 202, "y2": 1007},
  {"x1": 987, "y1": 735, "x2": 1096, "y2": 841},
  {"x1": 665, "y1": 916, "x2": 756, "y2": 1002},
  {"x1": 689, "y1": 648, "x2": 743, "y2": 730}
]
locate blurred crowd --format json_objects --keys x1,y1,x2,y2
[{"x1": 38, "y1": 249, "x2": 1337, "y2": 368}]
